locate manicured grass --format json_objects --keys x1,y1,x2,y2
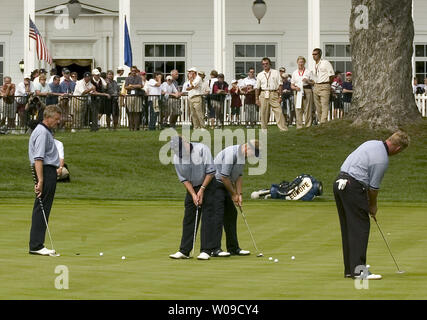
[
  {"x1": 0, "y1": 199, "x2": 426, "y2": 300},
  {"x1": 1, "y1": 120, "x2": 427, "y2": 300}
]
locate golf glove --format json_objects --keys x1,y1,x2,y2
[{"x1": 336, "y1": 179, "x2": 348, "y2": 190}]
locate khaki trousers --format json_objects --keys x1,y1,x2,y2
[
  {"x1": 259, "y1": 91, "x2": 287, "y2": 131},
  {"x1": 313, "y1": 83, "x2": 331, "y2": 124},
  {"x1": 295, "y1": 88, "x2": 313, "y2": 129},
  {"x1": 189, "y1": 96, "x2": 205, "y2": 129}
]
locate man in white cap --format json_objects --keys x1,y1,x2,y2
[
  {"x1": 187, "y1": 67, "x2": 205, "y2": 130},
  {"x1": 161, "y1": 75, "x2": 181, "y2": 128},
  {"x1": 114, "y1": 66, "x2": 125, "y2": 82}
]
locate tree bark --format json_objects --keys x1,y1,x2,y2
[{"x1": 349, "y1": 0, "x2": 422, "y2": 130}]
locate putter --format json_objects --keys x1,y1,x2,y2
[
  {"x1": 30, "y1": 166, "x2": 60, "y2": 257},
  {"x1": 238, "y1": 205, "x2": 263, "y2": 257},
  {"x1": 372, "y1": 215, "x2": 404, "y2": 274},
  {"x1": 191, "y1": 206, "x2": 200, "y2": 258}
]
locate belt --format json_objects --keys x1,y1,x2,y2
[
  {"x1": 303, "y1": 85, "x2": 312, "y2": 89},
  {"x1": 339, "y1": 172, "x2": 368, "y2": 190},
  {"x1": 260, "y1": 89, "x2": 278, "y2": 92},
  {"x1": 315, "y1": 82, "x2": 330, "y2": 85}
]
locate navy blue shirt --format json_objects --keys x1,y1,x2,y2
[
  {"x1": 46, "y1": 83, "x2": 63, "y2": 105},
  {"x1": 342, "y1": 81, "x2": 353, "y2": 103}
]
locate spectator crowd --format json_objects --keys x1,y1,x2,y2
[{"x1": 0, "y1": 49, "x2": 355, "y2": 133}]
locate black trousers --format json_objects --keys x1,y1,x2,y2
[
  {"x1": 211, "y1": 180, "x2": 240, "y2": 253},
  {"x1": 333, "y1": 173, "x2": 370, "y2": 276},
  {"x1": 179, "y1": 183, "x2": 216, "y2": 255},
  {"x1": 29, "y1": 165, "x2": 57, "y2": 251}
]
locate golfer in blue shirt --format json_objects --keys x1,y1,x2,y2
[{"x1": 333, "y1": 131, "x2": 409, "y2": 279}]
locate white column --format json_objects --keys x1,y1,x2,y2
[
  {"x1": 24, "y1": 0, "x2": 36, "y2": 75},
  {"x1": 103, "y1": 36, "x2": 108, "y2": 71},
  {"x1": 214, "y1": 0, "x2": 226, "y2": 73},
  {"x1": 119, "y1": 0, "x2": 131, "y2": 75},
  {"x1": 108, "y1": 36, "x2": 113, "y2": 71},
  {"x1": 307, "y1": 0, "x2": 320, "y2": 71}
]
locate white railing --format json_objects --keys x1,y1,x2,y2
[{"x1": 415, "y1": 94, "x2": 427, "y2": 117}]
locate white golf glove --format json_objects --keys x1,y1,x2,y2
[{"x1": 336, "y1": 179, "x2": 348, "y2": 190}]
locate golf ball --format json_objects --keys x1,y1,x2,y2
[
  {"x1": 274, "y1": 259, "x2": 279, "y2": 263},
  {"x1": 269, "y1": 257, "x2": 273, "y2": 261},
  {"x1": 291, "y1": 256, "x2": 295, "y2": 260},
  {"x1": 99, "y1": 252, "x2": 103, "y2": 256},
  {"x1": 121, "y1": 256, "x2": 126, "y2": 260}
]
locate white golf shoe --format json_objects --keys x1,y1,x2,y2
[
  {"x1": 29, "y1": 247, "x2": 57, "y2": 256},
  {"x1": 169, "y1": 251, "x2": 189, "y2": 259},
  {"x1": 197, "y1": 252, "x2": 210, "y2": 260},
  {"x1": 211, "y1": 249, "x2": 231, "y2": 257},
  {"x1": 232, "y1": 249, "x2": 250, "y2": 256},
  {"x1": 355, "y1": 271, "x2": 382, "y2": 280}
]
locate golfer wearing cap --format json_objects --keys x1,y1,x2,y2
[
  {"x1": 169, "y1": 136, "x2": 217, "y2": 260},
  {"x1": 210, "y1": 140, "x2": 260, "y2": 257},
  {"x1": 333, "y1": 131, "x2": 410, "y2": 279},
  {"x1": 28, "y1": 105, "x2": 62, "y2": 256},
  {"x1": 187, "y1": 67, "x2": 205, "y2": 129}
]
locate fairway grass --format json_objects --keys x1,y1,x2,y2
[{"x1": 1, "y1": 199, "x2": 426, "y2": 300}]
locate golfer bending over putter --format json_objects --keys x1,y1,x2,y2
[
  {"x1": 28, "y1": 105, "x2": 62, "y2": 256},
  {"x1": 169, "y1": 136, "x2": 217, "y2": 260},
  {"x1": 210, "y1": 140, "x2": 261, "y2": 257},
  {"x1": 333, "y1": 131, "x2": 409, "y2": 279}
]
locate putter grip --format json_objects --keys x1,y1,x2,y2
[{"x1": 30, "y1": 165, "x2": 38, "y2": 185}]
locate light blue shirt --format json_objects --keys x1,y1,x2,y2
[
  {"x1": 173, "y1": 143, "x2": 215, "y2": 186},
  {"x1": 214, "y1": 145, "x2": 245, "y2": 183},
  {"x1": 340, "y1": 140, "x2": 389, "y2": 190},
  {"x1": 28, "y1": 123, "x2": 60, "y2": 167}
]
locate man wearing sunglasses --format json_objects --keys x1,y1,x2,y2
[
  {"x1": 255, "y1": 58, "x2": 288, "y2": 132},
  {"x1": 312, "y1": 48, "x2": 335, "y2": 124}
]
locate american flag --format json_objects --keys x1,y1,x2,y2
[{"x1": 29, "y1": 18, "x2": 52, "y2": 65}]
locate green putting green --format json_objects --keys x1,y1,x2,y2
[
  {"x1": 1, "y1": 121, "x2": 427, "y2": 299},
  {"x1": 1, "y1": 199, "x2": 426, "y2": 300}
]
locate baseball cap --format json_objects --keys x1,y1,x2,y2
[
  {"x1": 279, "y1": 67, "x2": 286, "y2": 72},
  {"x1": 63, "y1": 68, "x2": 70, "y2": 74},
  {"x1": 231, "y1": 79, "x2": 238, "y2": 84},
  {"x1": 198, "y1": 71, "x2": 205, "y2": 76},
  {"x1": 140, "y1": 71, "x2": 146, "y2": 76},
  {"x1": 188, "y1": 67, "x2": 197, "y2": 73},
  {"x1": 24, "y1": 73, "x2": 31, "y2": 79},
  {"x1": 83, "y1": 71, "x2": 91, "y2": 78},
  {"x1": 117, "y1": 66, "x2": 125, "y2": 71},
  {"x1": 346, "y1": 72, "x2": 352, "y2": 76},
  {"x1": 247, "y1": 139, "x2": 261, "y2": 158},
  {"x1": 166, "y1": 75, "x2": 173, "y2": 81},
  {"x1": 92, "y1": 69, "x2": 100, "y2": 76}
]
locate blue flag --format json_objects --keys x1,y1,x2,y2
[{"x1": 124, "y1": 17, "x2": 133, "y2": 68}]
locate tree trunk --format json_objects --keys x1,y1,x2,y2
[{"x1": 349, "y1": 0, "x2": 422, "y2": 130}]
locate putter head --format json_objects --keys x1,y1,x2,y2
[
  {"x1": 257, "y1": 253, "x2": 263, "y2": 257},
  {"x1": 396, "y1": 270, "x2": 405, "y2": 274}
]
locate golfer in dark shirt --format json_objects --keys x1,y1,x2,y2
[
  {"x1": 28, "y1": 105, "x2": 62, "y2": 256},
  {"x1": 333, "y1": 131, "x2": 409, "y2": 279}
]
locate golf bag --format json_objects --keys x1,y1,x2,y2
[{"x1": 251, "y1": 174, "x2": 323, "y2": 201}]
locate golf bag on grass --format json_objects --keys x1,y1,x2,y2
[{"x1": 251, "y1": 174, "x2": 323, "y2": 201}]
